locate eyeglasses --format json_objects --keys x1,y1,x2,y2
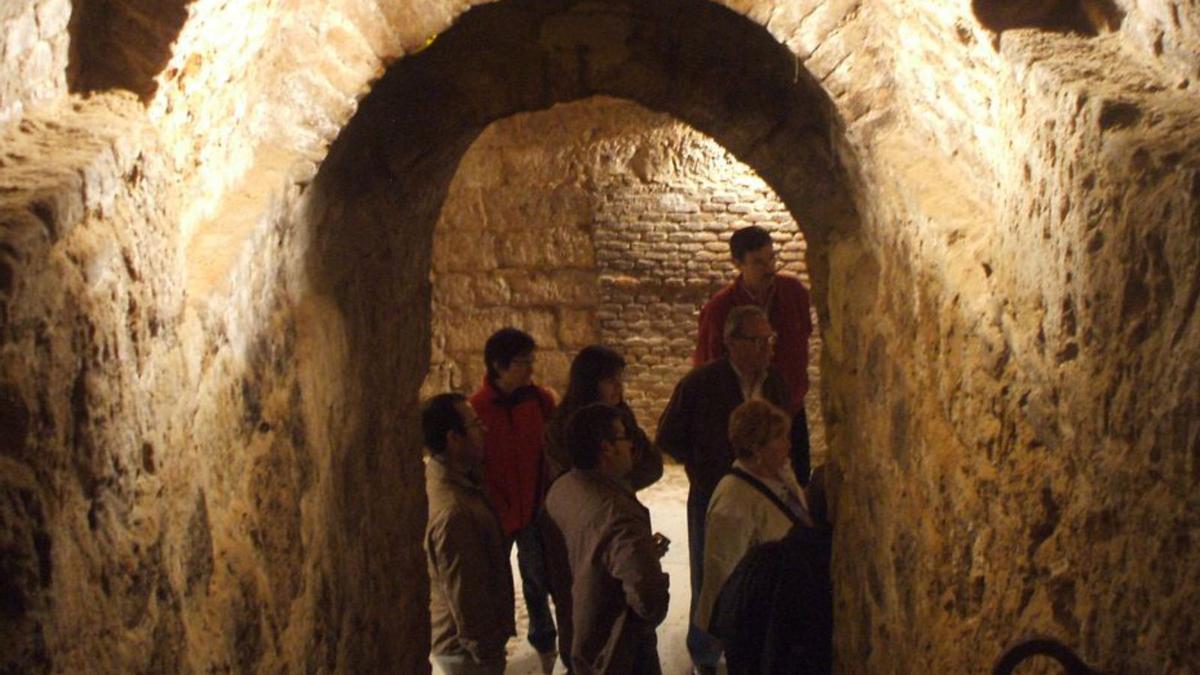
[
  {"x1": 741, "y1": 254, "x2": 776, "y2": 268},
  {"x1": 733, "y1": 333, "x2": 777, "y2": 347}
]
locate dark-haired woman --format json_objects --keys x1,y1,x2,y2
[
  {"x1": 544, "y1": 345, "x2": 663, "y2": 490},
  {"x1": 540, "y1": 345, "x2": 663, "y2": 673}
]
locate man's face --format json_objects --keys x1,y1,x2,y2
[
  {"x1": 452, "y1": 401, "x2": 487, "y2": 464},
  {"x1": 601, "y1": 417, "x2": 634, "y2": 478},
  {"x1": 734, "y1": 243, "x2": 776, "y2": 288},
  {"x1": 494, "y1": 351, "x2": 535, "y2": 392},
  {"x1": 727, "y1": 314, "x2": 775, "y2": 374}
]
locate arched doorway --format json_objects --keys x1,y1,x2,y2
[{"x1": 300, "y1": 0, "x2": 861, "y2": 669}]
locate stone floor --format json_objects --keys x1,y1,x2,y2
[{"x1": 435, "y1": 464, "x2": 717, "y2": 674}]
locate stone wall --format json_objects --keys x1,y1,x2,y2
[
  {"x1": 0, "y1": 0, "x2": 69, "y2": 129},
  {"x1": 426, "y1": 96, "x2": 825, "y2": 456},
  {"x1": 822, "y1": 3, "x2": 1200, "y2": 672},
  {"x1": 2, "y1": 1, "x2": 1199, "y2": 674},
  {"x1": 422, "y1": 105, "x2": 602, "y2": 399}
]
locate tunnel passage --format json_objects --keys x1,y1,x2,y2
[
  {"x1": 300, "y1": 0, "x2": 860, "y2": 669},
  {"x1": 5, "y1": 0, "x2": 1200, "y2": 671},
  {"x1": 422, "y1": 95, "x2": 827, "y2": 456}
]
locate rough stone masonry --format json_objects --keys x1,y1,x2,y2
[{"x1": 1, "y1": 0, "x2": 1198, "y2": 673}]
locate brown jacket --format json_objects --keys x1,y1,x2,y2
[
  {"x1": 544, "y1": 469, "x2": 670, "y2": 674},
  {"x1": 425, "y1": 457, "x2": 515, "y2": 662},
  {"x1": 656, "y1": 358, "x2": 791, "y2": 496}
]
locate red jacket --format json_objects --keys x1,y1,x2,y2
[
  {"x1": 469, "y1": 378, "x2": 556, "y2": 537},
  {"x1": 693, "y1": 273, "x2": 812, "y2": 412}
]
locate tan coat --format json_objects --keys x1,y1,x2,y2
[
  {"x1": 425, "y1": 457, "x2": 515, "y2": 663},
  {"x1": 544, "y1": 469, "x2": 670, "y2": 674}
]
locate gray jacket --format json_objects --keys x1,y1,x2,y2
[{"x1": 544, "y1": 469, "x2": 670, "y2": 674}]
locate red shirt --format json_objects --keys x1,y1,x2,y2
[
  {"x1": 693, "y1": 273, "x2": 812, "y2": 412},
  {"x1": 469, "y1": 378, "x2": 555, "y2": 537}
]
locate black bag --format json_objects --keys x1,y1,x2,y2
[{"x1": 709, "y1": 525, "x2": 833, "y2": 675}]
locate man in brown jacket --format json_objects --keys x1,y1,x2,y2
[
  {"x1": 657, "y1": 305, "x2": 794, "y2": 674},
  {"x1": 422, "y1": 393, "x2": 515, "y2": 674},
  {"x1": 544, "y1": 403, "x2": 671, "y2": 674}
]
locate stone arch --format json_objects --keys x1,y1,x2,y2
[
  {"x1": 295, "y1": 0, "x2": 863, "y2": 669},
  {"x1": 305, "y1": 0, "x2": 861, "y2": 334}
]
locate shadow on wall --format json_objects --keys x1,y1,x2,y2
[
  {"x1": 971, "y1": 0, "x2": 1123, "y2": 37},
  {"x1": 67, "y1": 0, "x2": 193, "y2": 100}
]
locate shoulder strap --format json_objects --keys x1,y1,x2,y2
[{"x1": 728, "y1": 468, "x2": 803, "y2": 527}]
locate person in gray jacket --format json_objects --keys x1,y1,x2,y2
[
  {"x1": 422, "y1": 393, "x2": 515, "y2": 675},
  {"x1": 544, "y1": 403, "x2": 671, "y2": 674}
]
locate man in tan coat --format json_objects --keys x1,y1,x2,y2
[
  {"x1": 422, "y1": 393, "x2": 515, "y2": 674},
  {"x1": 544, "y1": 403, "x2": 670, "y2": 674}
]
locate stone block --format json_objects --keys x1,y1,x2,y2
[
  {"x1": 503, "y1": 270, "x2": 599, "y2": 307},
  {"x1": 434, "y1": 228, "x2": 498, "y2": 272},
  {"x1": 495, "y1": 227, "x2": 594, "y2": 268},
  {"x1": 557, "y1": 307, "x2": 597, "y2": 348},
  {"x1": 442, "y1": 307, "x2": 559, "y2": 355}
]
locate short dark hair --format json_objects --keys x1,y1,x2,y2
[
  {"x1": 484, "y1": 327, "x2": 536, "y2": 382},
  {"x1": 566, "y1": 403, "x2": 623, "y2": 470},
  {"x1": 729, "y1": 226, "x2": 773, "y2": 262},
  {"x1": 422, "y1": 393, "x2": 467, "y2": 455}
]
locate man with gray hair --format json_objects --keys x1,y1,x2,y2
[{"x1": 657, "y1": 305, "x2": 794, "y2": 675}]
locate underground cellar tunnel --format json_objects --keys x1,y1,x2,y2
[{"x1": 1, "y1": 0, "x2": 1199, "y2": 673}]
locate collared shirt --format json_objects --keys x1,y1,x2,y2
[
  {"x1": 693, "y1": 273, "x2": 813, "y2": 412},
  {"x1": 729, "y1": 360, "x2": 767, "y2": 403}
]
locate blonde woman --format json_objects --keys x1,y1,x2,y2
[{"x1": 694, "y1": 399, "x2": 813, "y2": 634}]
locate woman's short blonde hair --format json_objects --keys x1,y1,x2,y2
[{"x1": 727, "y1": 399, "x2": 791, "y2": 459}]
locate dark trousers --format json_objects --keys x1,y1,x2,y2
[
  {"x1": 686, "y1": 487, "x2": 722, "y2": 668},
  {"x1": 511, "y1": 520, "x2": 558, "y2": 653},
  {"x1": 791, "y1": 405, "x2": 811, "y2": 487}
]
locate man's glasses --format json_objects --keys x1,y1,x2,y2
[{"x1": 733, "y1": 333, "x2": 777, "y2": 347}]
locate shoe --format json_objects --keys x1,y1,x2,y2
[{"x1": 537, "y1": 649, "x2": 558, "y2": 674}]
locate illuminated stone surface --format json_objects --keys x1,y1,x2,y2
[{"x1": 1, "y1": 1, "x2": 1198, "y2": 673}]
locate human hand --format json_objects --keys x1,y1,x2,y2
[{"x1": 652, "y1": 532, "x2": 670, "y2": 558}]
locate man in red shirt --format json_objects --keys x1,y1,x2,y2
[
  {"x1": 694, "y1": 225, "x2": 813, "y2": 485},
  {"x1": 469, "y1": 328, "x2": 558, "y2": 666}
]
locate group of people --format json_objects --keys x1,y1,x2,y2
[{"x1": 421, "y1": 226, "x2": 833, "y2": 674}]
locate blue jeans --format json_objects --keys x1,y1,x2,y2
[
  {"x1": 512, "y1": 520, "x2": 557, "y2": 653},
  {"x1": 686, "y1": 487, "x2": 722, "y2": 668}
]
